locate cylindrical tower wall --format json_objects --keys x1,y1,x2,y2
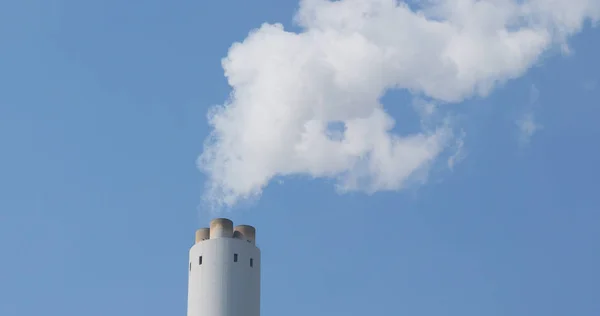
[{"x1": 188, "y1": 220, "x2": 260, "y2": 316}]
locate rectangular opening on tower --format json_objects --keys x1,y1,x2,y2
[
  {"x1": 250, "y1": 258, "x2": 253, "y2": 267},
  {"x1": 199, "y1": 256, "x2": 202, "y2": 265},
  {"x1": 234, "y1": 253, "x2": 238, "y2": 262}
]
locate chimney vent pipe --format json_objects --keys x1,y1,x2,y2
[
  {"x1": 209, "y1": 218, "x2": 234, "y2": 239},
  {"x1": 233, "y1": 225, "x2": 256, "y2": 244}
]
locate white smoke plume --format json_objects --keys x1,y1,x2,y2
[{"x1": 198, "y1": 0, "x2": 599, "y2": 209}]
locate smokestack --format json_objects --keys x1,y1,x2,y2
[
  {"x1": 195, "y1": 228, "x2": 210, "y2": 243},
  {"x1": 233, "y1": 225, "x2": 256, "y2": 245},
  {"x1": 187, "y1": 218, "x2": 261, "y2": 316},
  {"x1": 209, "y1": 218, "x2": 234, "y2": 238}
]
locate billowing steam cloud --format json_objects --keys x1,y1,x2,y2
[{"x1": 199, "y1": 0, "x2": 599, "y2": 209}]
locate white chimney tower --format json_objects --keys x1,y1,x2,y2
[{"x1": 187, "y1": 218, "x2": 261, "y2": 316}]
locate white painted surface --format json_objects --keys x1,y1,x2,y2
[{"x1": 187, "y1": 237, "x2": 260, "y2": 316}]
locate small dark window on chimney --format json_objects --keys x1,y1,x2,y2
[
  {"x1": 199, "y1": 256, "x2": 203, "y2": 265},
  {"x1": 189, "y1": 262, "x2": 191, "y2": 271},
  {"x1": 250, "y1": 258, "x2": 253, "y2": 267},
  {"x1": 234, "y1": 253, "x2": 238, "y2": 262}
]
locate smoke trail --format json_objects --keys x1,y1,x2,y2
[{"x1": 198, "y1": 0, "x2": 599, "y2": 209}]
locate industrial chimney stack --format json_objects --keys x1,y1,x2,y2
[{"x1": 187, "y1": 218, "x2": 261, "y2": 316}]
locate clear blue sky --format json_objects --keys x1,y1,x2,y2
[{"x1": 1, "y1": 1, "x2": 599, "y2": 315}]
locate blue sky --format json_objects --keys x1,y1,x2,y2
[{"x1": 1, "y1": 1, "x2": 599, "y2": 315}]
